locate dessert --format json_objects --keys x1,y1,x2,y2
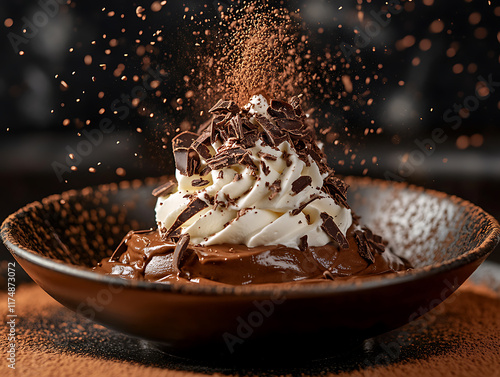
[{"x1": 94, "y1": 94, "x2": 411, "y2": 284}]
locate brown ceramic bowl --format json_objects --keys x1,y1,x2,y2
[{"x1": 2, "y1": 176, "x2": 499, "y2": 361}]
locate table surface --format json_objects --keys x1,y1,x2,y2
[{"x1": 1, "y1": 262, "x2": 499, "y2": 377}]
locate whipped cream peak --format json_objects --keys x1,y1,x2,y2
[
  {"x1": 243, "y1": 93, "x2": 271, "y2": 118},
  {"x1": 155, "y1": 96, "x2": 352, "y2": 249}
]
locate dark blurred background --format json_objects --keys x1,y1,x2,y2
[{"x1": 1, "y1": 0, "x2": 499, "y2": 277}]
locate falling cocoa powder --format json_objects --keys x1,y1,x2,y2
[{"x1": 188, "y1": 2, "x2": 307, "y2": 108}]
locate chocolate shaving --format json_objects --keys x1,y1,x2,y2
[
  {"x1": 308, "y1": 144, "x2": 326, "y2": 167},
  {"x1": 282, "y1": 150, "x2": 292, "y2": 167},
  {"x1": 299, "y1": 235, "x2": 308, "y2": 252},
  {"x1": 191, "y1": 179, "x2": 210, "y2": 187},
  {"x1": 229, "y1": 114, "x2": 244, "y2": 139},
  {"x1": 275, "y1": 118, "x2": 305, "y2": 136},
  {"x1": 260, "y1": 161, "x2": 270, "y2": 176},
  {"x1": 290, "y1": 96, "x2": 305, "y2": 118},
  {"x1": 270, "y1": 99, "x2": 296, "y2": 119},
  {"x1": 163, "y1": 198, "x2": 208, "y2": 239},
  {"x1": 255, "y1": 114, "x2": 286, "y2": 146},
  {"x1": 152, "y1": 181, "x2": 176, "y2": 197},
  {"x1": 206, "y1": 147, "x2": 247, "y2": 170},
  {"x1": 354, "y1": 230, "x2": 375, "y2": 264},
  {"x1": 209, "y1": 99, "x2": 240, "y2": 114},
  {"x1": 192, "y1": 132, "x2": 212, "y2": 159},
  {"x1": 261, "y1": 153, "x2": 277, "y2": 161},
  {"x1": 289, "y1": 96, "x2": 301, "y2": 109},
  {"x1": 209, "y1": 113, "x2": 232, "y2": 144},
  {"x1": 218, "y1": 128, "x2": 230, "y2": 143},
  {"x1": 320, "y1": 212, "x2": 349, "y2": 249},
  {"x1": 323, "y1": 174, "x2": 350, "y2": 208},
  {"x1": 173, "y1": 233, "x2": 190, "y2": 274},
  {"x1": 172, "y1": 131, "x2": 198, "y2": 149},
  {"x1": 172, "y1": 132, "x2": 200, "y2": 176},
  {"x1": 291, "y1": 176, "x2": 312, "y2": 195},
  {"x1": 241, "y1": 129, "x2": 260, "y2": 148},
  {"x1": 268, "y1": 179, "x2": 281, "y2": 200},
  {"x1": 242, "y1": 118, "x2": 258, "y2": 132},
  {"x1": 223, "y1": 193, "x2": 237, "y2": 207},
  {"x1": 168, "y1": 228, "x2": 182, "y2": 243},
  {"x1": 238, "y1": 152, "x2": 255, "y2": 168},
  {"x1": 363, "y1": 227, "x2": 386, "y2": 253},
  {"x1": 267, "y1": 107, "x2": 286, "y2": 119}
]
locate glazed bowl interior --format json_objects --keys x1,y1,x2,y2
[
  {"x1": 2, "y1": 176, "x2": 499, "y2": 360},
  {"x1": 4, "y1": 176, "x2": 496, "y2": 271}
]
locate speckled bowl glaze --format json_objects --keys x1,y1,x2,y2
[{"x1": 2, "y1": 177, "x2": 499, "y2": 360}]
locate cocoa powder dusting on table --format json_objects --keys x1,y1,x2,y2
[{"x1": 1, "y1": 279, "x2": 499, "y2": 377}]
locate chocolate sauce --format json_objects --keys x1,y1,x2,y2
[{"x1": 94, "y1": 226, "x2": 411, "y2": 285}]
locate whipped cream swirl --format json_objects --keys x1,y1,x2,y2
[{"x1": 155, "y1": 95, "x2": 352, "y2": 249}]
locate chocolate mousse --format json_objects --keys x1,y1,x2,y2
[{"x1": 93, "y1": 95, "x2": 411, "y2": 284}]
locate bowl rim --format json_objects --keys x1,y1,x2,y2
[{"x1": 2, "y1": 176, "x2": 499, "y2": 297}]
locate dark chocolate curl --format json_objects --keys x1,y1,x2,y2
[
  {"x1": 172, "y1": 131, "x2": 198, "y2": 150},
  {"x1": 289, "y1": 96, "x2": 300, "y2": 109},
  {"x1": 255, "y1": 115, "x2": 287, "y2": 146},
  {"x1": 173, "y1": 233, "x2": 190, "y2": 274},
  {"x1": 163, "y1": 198, "x2": 208, "y2": 239},
  {"x1": 229, "y1": 114, "x2": 244, "y2": 139},
  {"x1": 270, "y1": 99, "x2": 296, "y2": 119},
  {"x1": 354, "y1": 230, "x2": 375, "y2": 264},
  {"x1": 209, "y1": 99, "x2": 240, "y2": 114},
  {"x1": 323, "y1": 174, "x2": 350, "y2": 209},
  {"x1": 152, "y1": 181, "x2": 177, "y2": 197},
  {"x1": 206, "y1": 147, "x2": 247, "y2": 170},
  {"x1": 299, "y1": 235, "x2": 308, "y2": 252},
  {"x1": 172, "y1": 131, "x2": 200, "y2": 176},
  {"x1": 320, "y1": 212, "x2": 349, "y2": 249},
  {"x1": 172, "y1": 149, "x2": 200, "y2": 177},
  {"x1": 267, "y1": 107, "x2": 287, "y2": 119},
  {"x1": 275, "y1": 118, "x2": 305, "y2": 135},
  {"x1": 291, "y1": 176, "x2": 312, "y2": 195},
  {"x1": 192, "y1": 131, "x2": 212, "y2": 159},
  {"x1": 268, "y1": 180, "x2": 281, "y2": 200},
  {"x1": 191, "y1": 179, "x2": 210, "y2": 187}
]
